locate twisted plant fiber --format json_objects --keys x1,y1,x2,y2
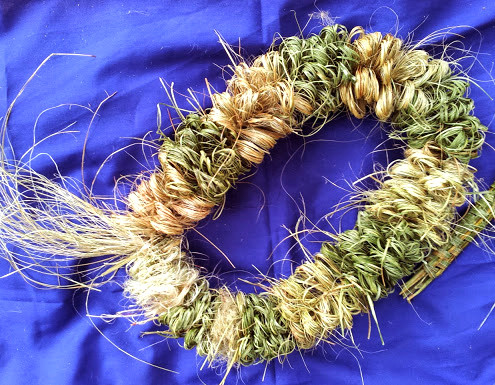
[
  {"x1": 122, "y1": 26, "x2": 361, "y2": 325},
  {"x1": 0, "y1": 24, "x2": 487, "y2": 371},
  {"x1": 339, "y1": 29, "x2": 486, "y2": 162},
  {"x1": 267, "y1": 29, "x2": 483, "y2": 349},
  {"x1": 158, "y1": 286, "x2": 295, "y2": 365},
  {"x1": 401, "y1": 180, "x2": 495, "y2": 300},
  {"x1": 150, "y1": 142, "x2": 474, "y2": 364},
  {"x1": 121, "y1": 24, "x2": 487, "y2": 367},
  {"x1": 271, "y1": 143, "x2": 472, "y2": 348},
  {"x1": 127, "y1": 26, "x2": 484, "y2": 238},
  {"x1": 126, "y1": 25, "x2": 357, "y2": 237}
]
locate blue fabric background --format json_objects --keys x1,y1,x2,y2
[{"x1": 1, "y1": 1, "x2": 494, "y2": 384}]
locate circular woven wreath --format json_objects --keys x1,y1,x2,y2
[{"x1": 0, "y1": 24, "x2": 486, "y2": 371}]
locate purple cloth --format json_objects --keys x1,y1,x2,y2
[{"x1": 1, "y1": 1, "x2": 494, "y2": 384}]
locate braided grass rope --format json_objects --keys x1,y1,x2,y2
[
  {"x1": 0, "y1": 24, "x2": 488, "y2": 377},
  {"x1": 401, "y1": 181, "x2": 495, "y2": 300}
]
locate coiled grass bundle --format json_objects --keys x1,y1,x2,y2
[{"x1": 0, "y1": 24, "x2": 491, "y2": 383}]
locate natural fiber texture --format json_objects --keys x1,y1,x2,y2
[
  {"x1": 271, "y1": 144, "x2": 472, "y2": 348},
  {"x1": 126, "y1": 25, "x2": 360, "y2": 237},
  {"x1": 339, "y1": 29, "x2": 485, "y2": 162},
  {"x1": 122, "y1": 237, "x2": 201, "y2": 320},
  {"x1": 127, "y1": 57, "x2": 311, "y2": 236},
  {"x1": 401, "y1": 181, "x2": 495, "y2": 300},
  {"x1": 146, "y1": 26, "x2": 484, "y2": 362},
  {"x1": 159, "y1": 284, "x2": 295, "y2": 366},
  {"x1": 0, "y1": 24, "x2": 489, "y2": 373}
]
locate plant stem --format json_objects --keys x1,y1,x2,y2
[{"x1": 401, "y1": 181, "x2": 495, "y2": 301}]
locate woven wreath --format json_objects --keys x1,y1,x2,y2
[{"x1": 0, "y1": 24, "x2": 487, "y2": 371}]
